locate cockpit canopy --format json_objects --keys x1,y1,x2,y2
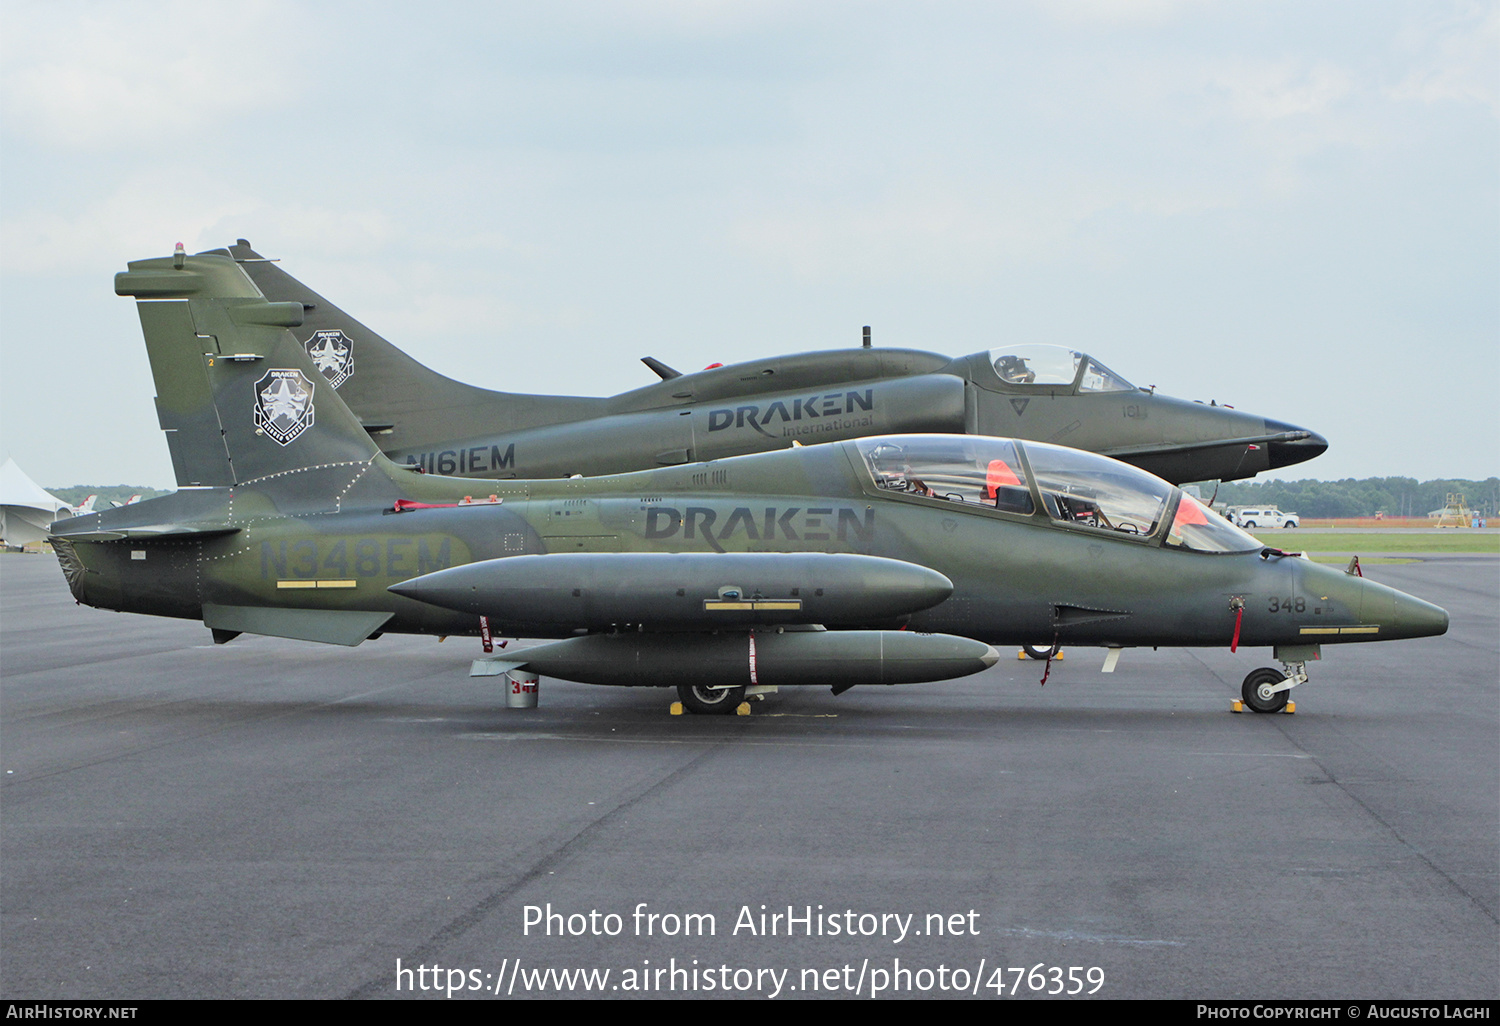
[
  {"x1": 988, "y1": 345, "x2": 1135, "y2": 393},
  {"x1": 853, "y1": 435, "x2": 1262, "y2": 553},
  {"x1": 863, "y1": 436, "x2": 1036, "y2": 514}
]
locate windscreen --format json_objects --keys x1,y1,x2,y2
[
  {"x1": 1165, "y1": 495, "x2": 1262, "y2": 553},
  {"x1": 1078, "y1": 356, "x2": 1134, "y2": 392}
]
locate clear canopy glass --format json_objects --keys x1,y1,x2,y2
[
  {"x1": 852, "y1": 435, "x2": 1261, "y2": 551},
  {"x1": 1077, "y1": 356, "x2": 1134, "y2": 393},
  {"x1": 1022, "y1": 441, "x2": 1172, "y2": 537},
  {"x1": 988, "y1": 345, "x2": 1134, "y2": 392},
  {"x1": 1165, "y1": 494, "x2": 1263, "y2": 553},
  {"x1": 858, "y1": 436, "x2": 1034, "y2": 514}
]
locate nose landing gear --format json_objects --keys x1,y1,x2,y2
[{"x1": 1240, "y1": 661, "x2": 1308, "y2": 714}]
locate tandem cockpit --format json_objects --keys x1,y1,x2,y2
[{"x1": 853, "y1": 435, "x2": 1261, "y2": 554}]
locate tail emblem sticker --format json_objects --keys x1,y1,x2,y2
[
  {"x1": 254, "y1": 369, "x2": 315, "y2": 446},
  {"x1": 304, "y1": 330, "x2": 354, "y2": 388}
]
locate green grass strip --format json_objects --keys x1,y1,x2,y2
[{"x1": 1254, "y1": 532, "x2": 1499, "y2": 553}]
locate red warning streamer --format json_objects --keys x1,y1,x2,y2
[{"x1": 1039, "y1": 633, "x2": 1059, "y2": 687}]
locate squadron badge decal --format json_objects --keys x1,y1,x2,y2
[
  {"x1": 303, "y1": 329, "x2": 354, "y2": 388},
  {"x1": 254, "y1": 369, "x2": 315, "y2": 446}
]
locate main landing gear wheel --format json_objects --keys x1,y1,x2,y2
[
  {"x1": 1023, "y1": 643, "x2": 1060, "y2": 661},
  {"x1": 1241, "y1": 667, "x2": 1290, "y2": 714},
  {"x1": 677, "y1": 683, "x2": 747, "y2": 715}
]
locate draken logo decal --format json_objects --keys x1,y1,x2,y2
[
  {"x1": 303, "y1": 329, "x2": 354, "y2": 388},
  {"x1": 254, "y1": 369, "x2": 315, "y2": 446}
]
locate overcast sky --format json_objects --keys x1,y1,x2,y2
[{"x1": 2, "y1": 0, "x2": 1495, "y2": 489}]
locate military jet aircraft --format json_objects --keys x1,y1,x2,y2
[
  {"x1": 209, "y1": 241, "x2": 1327, "y2": 488},
  {"x1": 52, "y1": 250, "x2": 1442, "y2": 715}
]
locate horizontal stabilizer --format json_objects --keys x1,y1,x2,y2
[
  {"x1": 50, "y1": 524, "x2": 240, "y2": 543},
  {"x1": 202, "y1": 603, "x2": 392, "y2": 647},
  {"x1": 389, "y1": 552, "x2": 953, "y2": 630}
]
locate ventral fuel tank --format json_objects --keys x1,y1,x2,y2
[{"x1": 483, "y1": 629, "x2": 1001, "y2": 688}]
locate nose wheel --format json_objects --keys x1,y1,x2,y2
[{"x1": 1240, "y1": 662, "x2": 1308, "y2": 714}]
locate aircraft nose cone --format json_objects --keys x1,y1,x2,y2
[
  {"x1": 1263, "y1": 419, "x2": 1329, "y2": 470},
  {"x1": 1394, "y1": 592, "x2": 1449, "y2": 640}
]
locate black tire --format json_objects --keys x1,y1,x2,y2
[
  {"x1": 1023, "y1": 643, "x2": 1059, "y2": 661},
  {"x1": 1243, "y1": 521, "x2": 1258, "y2": 529},
  {"x1": 1283, "y1": 522, "x2": 1296, "y2": 528},
  {"x1": 1241, "y1": 668, "x2": 1289, "y2": 713},
  {"x1": 677, "y1": 683, "x2": 747, "y2": 715}
]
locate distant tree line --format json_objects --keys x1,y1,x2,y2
[{"x1": 1209, "y1": 477, "x2": 1500, "y2": 519}]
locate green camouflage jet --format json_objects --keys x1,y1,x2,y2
[
  {"x1": 213, "y1": 241, "x2": 1327, "y2": 488},
  {"x1": 50, "y1": 249, "x2": 1443, "y2": 714}
]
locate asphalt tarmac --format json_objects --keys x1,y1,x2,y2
[{"x1": 2, "y1": 552, "x2": 1495, "y2": 1000}]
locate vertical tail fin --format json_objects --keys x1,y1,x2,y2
[
  {"x1": 208, "y1": 241, "x2": 605, "y2": 451},
  {"x1": 116, "y1": 252, "x2": 382, "y2": 487}
]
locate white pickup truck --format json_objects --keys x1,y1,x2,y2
[{"x1": 1234, "y1": 507, "x2": 1299, "y2": 529}]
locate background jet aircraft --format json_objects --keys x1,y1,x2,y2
[
  {"x1": 50, "y1": 251, "x2": 1441, "y2": 716},
  {"x1": 214, "y1": 241, "x2": 1326, "y2": 488}
]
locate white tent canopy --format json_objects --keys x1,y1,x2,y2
[{"x1": 1, "y1": 457, "x2": 70, "y2": 547}]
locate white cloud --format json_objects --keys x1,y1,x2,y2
[
  {"x1": 0, "y1": 172, "x2": 394, "y2": 275},
  {"x1": 0, "y1": 0, "x2": 302, "y2": 149},
  {"x1": 1214, "y1": 61, "x2": 1357, "y2": 121},
  {"x1": 1035, "y1": 0, "x2": 1210, "y2": 26},
  {"x1": 1388, "y1": 3, "x2": 1500, "y2": 114},
  {"x1": 604, "y1": 0, "x2": 801, "y2": 33},
  {"x1": 727, "y1": 174, "x2": 1238, "y2": 282},
  {"x1": 201, "y1": 206, "x2": 397, "y2": 261}
]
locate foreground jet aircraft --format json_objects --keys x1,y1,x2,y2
[
  {"x1": 52, "y1": 251, "x2": 1441, "y2": 714},
  {"x1": 212, "y1": 241, "x2": 1327, "y2": 487}
]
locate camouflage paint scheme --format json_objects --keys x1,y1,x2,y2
[
  {"x1": 218, "y1": 242, "x2": 1327, "y2": 487},
  {"x1": 49, "y1": 252, "x2": 1442, "y2": 712}
]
